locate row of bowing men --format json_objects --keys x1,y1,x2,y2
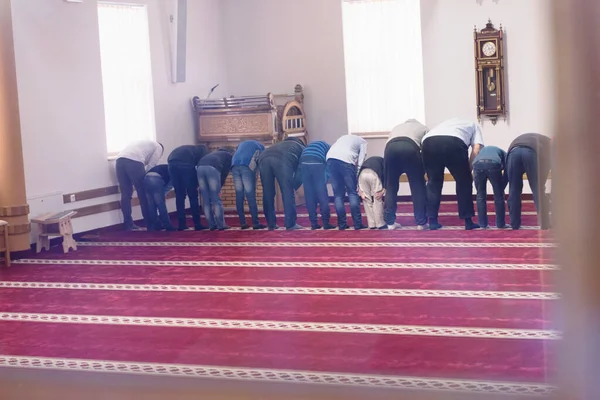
[{"x1": 114, "y1": 118, "x2": 552, "y2": 232}]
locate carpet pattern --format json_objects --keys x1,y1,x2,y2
[{"x1": 0, "y1": 201, "x2": 558, "y2": 397}]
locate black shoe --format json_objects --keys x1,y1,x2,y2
[
  {"x1": 323, "y1": 223, "x2": 336, "y2": 230},
  {"x1": 268, "y1": 225, "x2": 280, "y2": 231},
  {"x1": 209, "y1": 226, "x2": 217, "y2": 231},
  {"x1": 338, "y1": 224, "x2": 349, "y2": 230},
  {"x1": 195, "y1": 225, "x2": 207, "y2": 231},
  {"x1": 377, "y1": 225, "x2": 388, "y2": 230},
  {"x1": 253, "y1": 224, "x2": 267, "y2": 230},
  {"x1": 497, "y1": 224, "x2": 508, "y2": 229},
  {"x1": 177, "y1": 226, "x2": 188, "y2": 231},
  {"x1": 218, "y1": 226, "x2": 231, "y2": 231},
  {"x1": 465, "y1": 218, "x2": 480, "y2": 231},
  {"x1": 241, "y1": 224, "x2": 251, "y2": 230},
  {"x1": 164, "y1": 226, "x2": 177, "y2": 232},
  {"x1": 354, "y1": 224, "x2": 367, "y2": 230},
  {"x1": 429, "y1": 222, "x2": 443, "y2": 230},
  {"x1": 311, "y1": 224, "x2": 322, "y2": 230},
  {"x1": 286, "y1": 224, "x2": 303, "y2": 231}
]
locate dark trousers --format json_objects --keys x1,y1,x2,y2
[
  {"x1": 116, "y1": 158, "x2": 150, "y2": 229},
  {"x1": 301, "y1": 162, "x2": 331, "y2": 228},
  {"x1": 327, "y1": 159, "x2": 362, "y2": 229},
  {"x1": 259, "y1": 157, "x2": 297, "y2": 229},
  {"x1": 422, "y1": 136, "x2": 475, "y2": 220},
  {"x1": 232, "y1": 165, "x2": 260, "y2": 227},
  {"x1": 383, "y1": 139, "x2": 427, "y2": 226},
  {"x1": 506, "y1": 146, "x2": 550, "y2": 229},
  {"x1": 144, "y1": 173, "x2": 174, "y2": 230},
  {"x1": 168, "y1": 161, "x2": 202, "y2": 230},
  {"x1": 473, "y1": 160, "x2": 506, "y2": 228}
]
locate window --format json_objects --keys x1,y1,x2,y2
[
  {"x1": 98, "y1": 2, "x2": 156, "y2": 156},
  {"x1": 341, "y1": 0, "x2": 425, "y2": 134}
]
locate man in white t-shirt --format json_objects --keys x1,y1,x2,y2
[
  {"x1": 422, "y1": 118, "x2": 484, "y2": 230},
  {"x1": 116, "y1": 140, "x2": 164, "y2": 230}
]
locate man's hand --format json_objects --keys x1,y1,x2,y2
[
  {"x1": 359, "y1": 190, "x2": 366, "y2": 200},
  {"x1": 374, "y1": 190, "x2": 385, "y2": 200}
]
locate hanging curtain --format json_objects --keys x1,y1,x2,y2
[
  {"x1": 342, "y1": 0, "x2": 426, "y2": 134},
  {"x1": 98, "y1": 3, "x2": 157, "y2": 155}
]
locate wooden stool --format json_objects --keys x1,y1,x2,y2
[
  {"x1": 31, "y1": 211, "x2": 77, "y2": 254},
  {"x1": 0, "y1": 220, "x2": 10, "y2": 267}
]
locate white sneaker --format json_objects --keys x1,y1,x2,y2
[
  {"x1": 417, "y1": 224, "x2": 429, "y2": 231},
  {"x1": 387, "y1": 223, "x2": 402, "y2": 230}
]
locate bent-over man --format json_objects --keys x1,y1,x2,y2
[
  {"x1": 473, "y1": 145, "x2": 508, "y2": 229},
  {"x1": 384, "y1": 119, "x2": 429, "y2": 230},
  {"x1": 358, "y1": 156, "x2": 386, "y2": 229},
  {"x1": 300, "y1": 141, "x2": 335, "y2": 230},
  {"x1": 422, "y1": 118, "x2": 484, "y2": 230},
  {"x1": 258, "y1": 137, "x2": 306, "y2": 231},
  {"x1": 197, "y1": 148, "x2": 233, "y2": 231},
  {"x1": 116, "y1": 140, "x2": 164, "y2": 231},
  {"x1": 506, "y1": 133, "x2": 552, "y2": 230},
  {"x1": 231, "y1": 140, "x2": 266, "y2": 230},
  {"x1": 144, "y1": 164, "x2": 176, "y2": 232}
]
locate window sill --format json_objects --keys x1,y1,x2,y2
[{"x1": 107, "y1": 155, "x2": 118, "y2": 161}]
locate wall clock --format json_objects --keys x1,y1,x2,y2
[{"x1": 474, "y1": 19, "x2": 506, "y2": 125}]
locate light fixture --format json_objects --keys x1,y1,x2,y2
[{"x1": 476, "y1": 0, "x2": 499, "y2": 4}]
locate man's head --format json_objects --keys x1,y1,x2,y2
[{"x1": 218, "y1": 146, "x2": 235, "y2": 154}]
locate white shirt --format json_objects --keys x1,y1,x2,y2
[
  {"x1": 326, "y1": 135, "x2": 368, "y2": 170},
  {"x1": 422, "y1": 118, "x2": 484, "y2": 147},
  {"x1": 117, "y1": 140, "x2": 163, "y2": 170},
  {"x1": 387, "y1": 119, "x2": 429, "y2": 148}
]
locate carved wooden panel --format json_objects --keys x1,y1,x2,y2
[{"x1": 199, "y1": 113, "x2": 273, "y2": 137}]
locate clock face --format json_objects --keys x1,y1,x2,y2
[{"x1": 482, "y1": 41, "x2": 497, "y2": 57}]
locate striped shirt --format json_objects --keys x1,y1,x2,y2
[{"x1": 300, "y1": 141, "x2": 330, "y2": 163}]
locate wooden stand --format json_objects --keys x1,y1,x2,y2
[
  {"x1": 0, "y1": 220, "x2": 10, "y2": 267},
  {"x1": 31, "y1": 211, "x2": 77, "y2": 254}
]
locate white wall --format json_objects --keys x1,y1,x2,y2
[
  {"x1": 221, "y1": 0, "x2": 553, "y2": 196},
  {"x1": 220, "y1": 0, "x2": 349, "y2": 144},
  {"x1": 12, "y1": 0, "x2": 228, "y2": 234},
  {"x1": 420, "y1": 0, "x2": 555, "y2": 150}
]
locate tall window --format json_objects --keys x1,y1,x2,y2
[
  {"x1": 98, "y1": 3, "x2": 156, "y2": 156},
  {"x1": 342, "y1": 0, "x2": 425, "y2": 134}
]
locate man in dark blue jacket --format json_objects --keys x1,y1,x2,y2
[
  {"x1": 231, "y1": 140, "x2": 266, "y2": 230},
  {"x1": 258, "y1": 137, "x2": 305, "y2": 230},
  {"x1": 168, "y1": 145, "x2": 208, "y2": 231},
  {"x1": 197, "y1": 149, "x2": 233, "y2": 231}
]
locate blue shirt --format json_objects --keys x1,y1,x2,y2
[
  {"x1": 300, "y1": 141, "x2": 330, "y2": 163},
  {"x1": 474, "y1": 145, "x2": 507, "y2": 169},
  {"x1": 232, "y1": 140, "x2": 265, "y2": 167}
]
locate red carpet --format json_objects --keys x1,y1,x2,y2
[{"x1": 0, "y1": 200, "x2": 557, "y2": 397}]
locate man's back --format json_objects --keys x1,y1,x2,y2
[
  {"x1": 474, "y1": 146, "x2": 507, "y2": 168},
  {"x1": 232, "y1": 140, "x2": 265, "y2": 167},
  {"x1": 424, "y1": 118, "x2": 484, "y2": 148},
  {"x1": 388, "y1": 119, "x2": 429, "y2": 147},
  {"x1": 259, "y1": 138, "x2": 306, "y2": 168},
  {"x1": 301, "y1": 141, "x2": 330, "y2": 163},
  {"x1": 326, "y1": 135, "x2": 367, "y2": 166},
  {"x1": 168, "y1": 144, "x2": 208, "y2": 164}
]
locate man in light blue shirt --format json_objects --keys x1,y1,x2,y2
[{"x1": 472, "y1": 146, "x2": 507, "y2": 228}]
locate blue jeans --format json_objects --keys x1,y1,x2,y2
[
  {"x1": 327, "y1": 159, "x2": 362, "y2": 229},
  {"x1": 168, "y1": 161, "x2": 202, "y2": 230},
  {"x1": 231, "y1": 165, "x2": 260, "y2": 226},
  {"x1": 473, "y1": 160, "x2": 506, "y2": 228},
  {"x1": 116, "y1": 158, "x2": 150, "y2": 229},
  {"x1": 144, "y1": 173, "x2": 174, "y2": 230},
  {"x1": 196, "y1": 165, "x2": 225, "y2": 229},
  {"x1": 301, "y1": 162, "x2": 331, "y2": 228},
  {"x1": 259, "y1": 157, "x2": 297, "y2": 229},
  {"x1": 506, "y1": 147, "x2": 550, "y2": 229}
]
